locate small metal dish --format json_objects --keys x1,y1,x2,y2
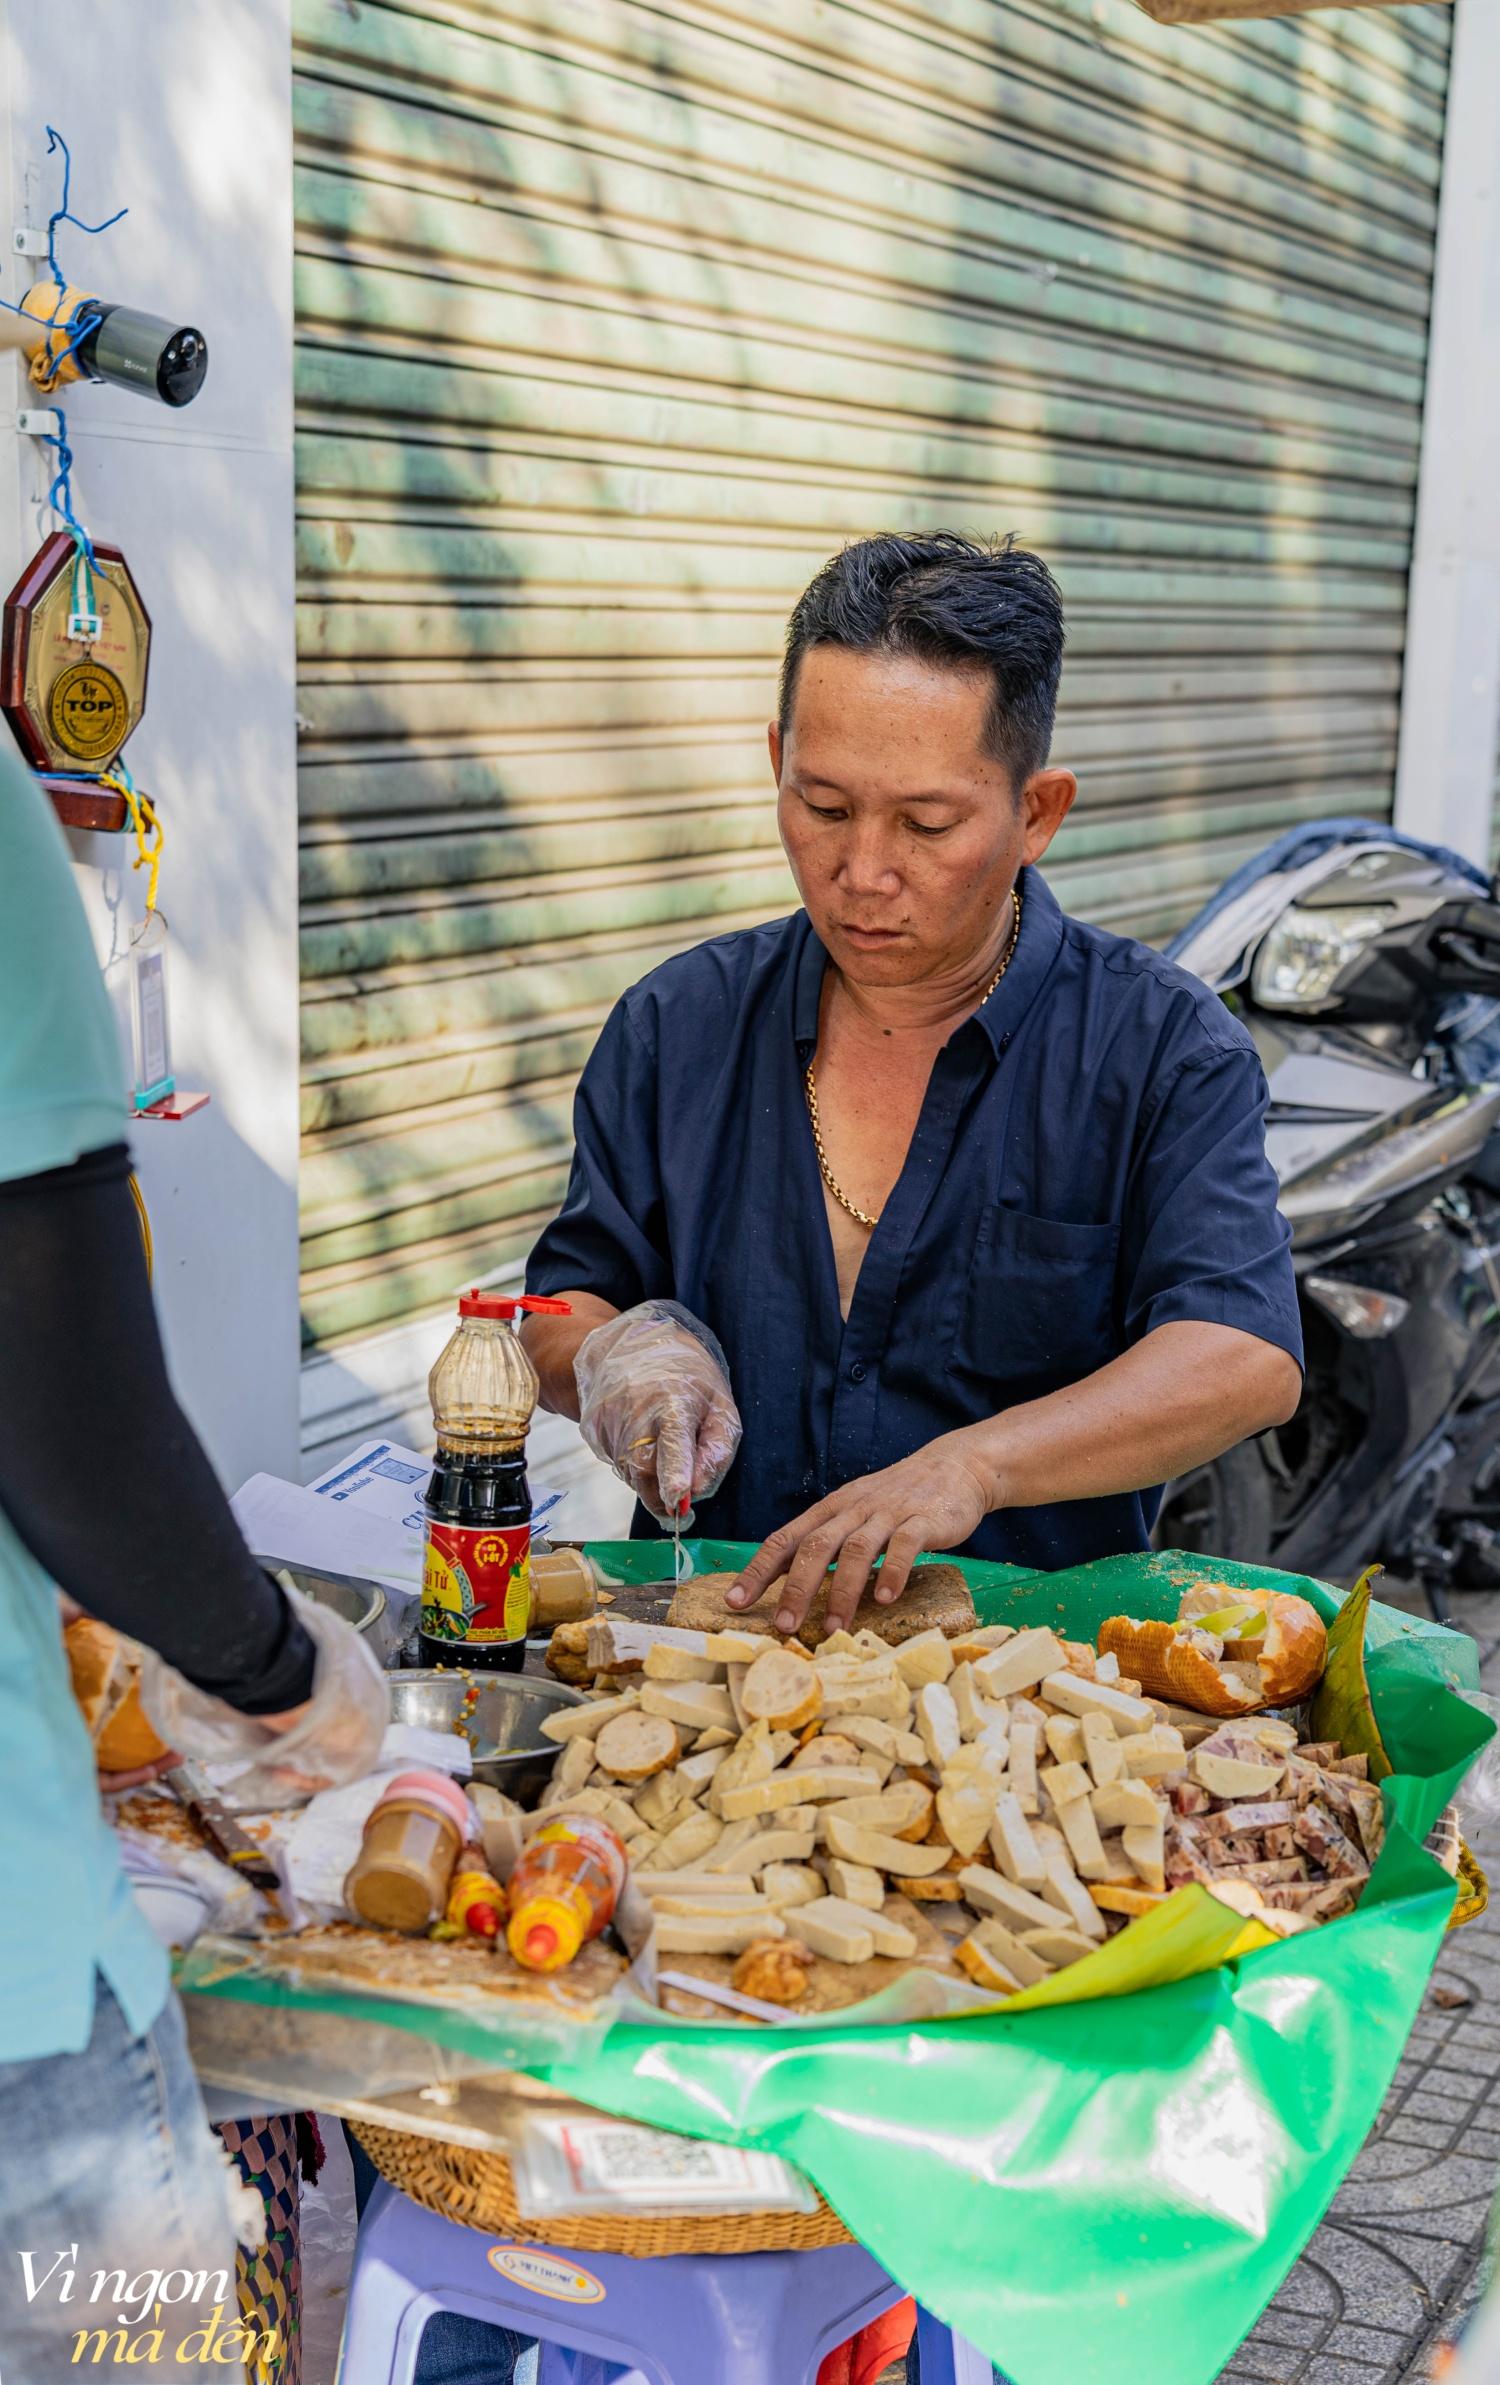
[
  {"x1": 257, "y1": 1559, "x2": 402, "y2": 1666},
  {"x1": 387, "y1": 1669, "x2": 583, "y2": 1804}
]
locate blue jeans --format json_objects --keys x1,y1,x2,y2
[
  {"x1": 347, "y1": 2128, "x2": 537, "y2": 2383},
  {"x1": 0, "y1": 1980, "x2": 242, "y2": 2381}
]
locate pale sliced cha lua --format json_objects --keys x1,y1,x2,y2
[
  {"x1": 1037, "y1": 1850, "x2": 1107, "y2": 1942},
  {"x1": 1081, "y1": 1712, "x2": 1125, "y2": 1788},
  {"x1": 957, "y1": 1865, "x2": 1064, "y2": 1934},
  {"x1": 1122, "y1": 1815, "x2": 1166, "y2": 1894},
  {"x1": 970, "y1": 1629, "x2": 1069, "y2": 1699},
  {"x1": 635, "y1": 1870, "x2": 757, "y2": 1901},
  {"x1": 1018, "y1": 1924, "x2": 1097, "y2": 1969},
  {"x1": 948, "y1": 1663, "x2": 995, "y2": 1742},
  {"x1": 915, "y1": 1679, "x2": 962, "y2": 1768},
  {"x1": 651, "y1": 1809, "x2": 724, "y2": 1872},
  {"x1": 936, "y1": 1766, "x2": 1000, "y2": 1859},
  {"x1": 1039, "y1": 1673, "x2": 1156, "y2": 1734},
  {"x1": 540, "y1": 1687, "x2": 641, "y2": 1745},
  {"x1": 592, "y1": 1710, "x2": 680, "y2": 1782},
  {"x1": 816, "y1": 1779, "x2": 933, "y2": 1840},
  {"x1": 1008, "y1": 1720, "x2": 1040, "y2": 1815},
  {"x1": 761, "y1": 1861, "x2": 825, "y2": 1908},
  {"x1": 716, "y1": 1766, "x2": 881, "y2": 1821},
  {"x1": 822, "y1": 1817, "x2": 954, "y2": 1875},
  {"x1": 1044, "y1": 1715, "x2": 1086, "y2": 1767},
  {"x1": 649, "y1": 1887, "x2": 773, "y2": 1917},
  {"x1": 698, "y1": 1818, "x2": 773, "y2": 1873},
  {"x1": 1090, "y1": 1882, "x2": 1170, "y2": 1918},
  {"x1": 824, "y1": 1858, "x2": 885, "y2": 1909},
  {"x1": 553, "y1": 1736, "x2": 597, "y2": 1794},
  {"x1": 676, "y1": 1745, "x2": 731, "y2": 1794},
  {"x1": 629, "y1": 1767, "x2": 692, "y2": 1832},
  {"x1": 643, "y1": 1644, "x2": 725, "y2": 1686},
  {"x1": 1089, "y1": 1778, "x2": 1162, "y2": 1832},
  {"x1": 1120, "y1": 1729, "x2": 1189, "y2": 1780},
  {"x1": 1054, "y1": 1795, "x2": 1111, "y2": 1881},
  {"x1": 654, "y1": 1912, "x2": 788, "y2": 1955},
  {"x1": 957, "y1": 1916, "x2": 1051, "y2": 1988},
  {"x1": 953, "y1": 1928, "x2": 1023, "y2": 1995},
  {"x1": 793, "y1": 1902, "x2": 875, "y2": 1964},
  {"x1": 789, "y1": 1732, "x2": 864, "y2": 1773},
  {"x1": 730, "y1": 1825, "x2": 820, "y2": 1874},
  {"x1": 799, "y1": 1894, "x2": 917, "y2": 1961},
  {"x1": 836, "y1": 1715, "x2": 928, "y2": 1768},
  {"x1": 1038, "y1": 1759, "x2": 1091, "y2": 1807},
  {"x1": 987, "y1": 1791, "x2": 1049, "y2": 1890},
  {"x1": 893, "y1": 1629, "x2": 955, "y2": 1690},
  {"x1": 639, "y1": 1680, "x2": 738, "y2": 1734}
]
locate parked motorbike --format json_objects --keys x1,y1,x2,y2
[{"x1": 1156, "y1": 820, "x2": 1500, "y2": 1616}]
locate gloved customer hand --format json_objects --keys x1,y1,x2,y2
[
  {"x1": 138, "y1": 1585, "x2": 388, "y2": 1809},
  {"x1": 574, "y1": 1300, "x2": 742, "y2": 1528}
]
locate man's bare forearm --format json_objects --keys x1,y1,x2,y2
[
  {"x1": 520, "y1": 1290, "x2": 620, "y2": 1420},
  {"x1": 967, "y1": 1321, "x2": 1301, "y2": 1511}
]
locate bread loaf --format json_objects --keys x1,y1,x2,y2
[
  {"x1": 64, "y1": 1617, "x2": 168, "y2": 1773},
  {"x1": 667, "y1": 1564, "x2": 975, "y2": 1648}
]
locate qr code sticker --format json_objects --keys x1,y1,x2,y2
[{"x1": 564, "y1": 2124, "x2": 744, "y2": 2196}]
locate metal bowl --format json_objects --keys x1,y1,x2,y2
[
  {"x1": 259, "y1": 1559, "x2": 402, "y2": 1666},
  {"x1": 387, "y1": 1668, "x2": 583, "y2": 1804}
]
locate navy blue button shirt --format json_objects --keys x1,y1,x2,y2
[{"x1": 526, "y1": 867, "x2": 1302, "y2": 1572}]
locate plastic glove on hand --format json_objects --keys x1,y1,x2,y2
[
  {"x1": 138, "y1": 1586, "x2": 388, "y2": 1810},
  {"x1": 573, "y1": 1300, "x2": 742, "y2": 1527}
]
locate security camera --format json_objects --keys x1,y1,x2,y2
[{"x1": 17, "y1": 282, "x2": 208, "y2": 408}]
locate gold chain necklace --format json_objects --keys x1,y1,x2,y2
[{"x1": 805, "y1": 885, "x2": 1023, "y2": 1232}]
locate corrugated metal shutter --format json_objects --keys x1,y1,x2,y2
[{"x1": 292, "y1": 0, "x2": 1451, "y2": 1351}]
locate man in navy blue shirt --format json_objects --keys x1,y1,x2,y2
[{"x1": 524, "y1": 533, "x2": 1302, "y2": 1638}]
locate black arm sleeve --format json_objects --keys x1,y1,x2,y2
[{"x1": 0, "y1": 1144, "x2": 316, "y2": 1713}]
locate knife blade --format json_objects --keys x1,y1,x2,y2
[
  {"x1": 165, "y1": 1764, "x2": 281, "y2": 1894},
  {"x1": 673, "y1": 1496, "x2": 688, "y2": 1585}
]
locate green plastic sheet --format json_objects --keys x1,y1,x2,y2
[{"x1": 526, "y1": 1543, "x2": 1490, "y2": 2385}]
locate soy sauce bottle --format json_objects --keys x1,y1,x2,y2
[{"x1": 418, "y1": 1290, "x2": 571, "y2": 1672}]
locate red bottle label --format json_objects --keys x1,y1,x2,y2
[{"x1": 422, "y1": 1519, "x2": 531, "y2": 1645}]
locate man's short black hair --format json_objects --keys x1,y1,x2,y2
[{"x1": 778, "y1": 531, "x2": 1066, "y2": 789}]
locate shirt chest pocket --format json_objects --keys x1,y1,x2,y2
[{"x1": 948, "y1": 1205, "x2": 1121, "y2": 1395}]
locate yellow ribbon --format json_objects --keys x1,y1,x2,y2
[{"x1": 98, "y1": 770, "x2": 164, "y2": 913}]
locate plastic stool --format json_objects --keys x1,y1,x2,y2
[{"x1": 343, "y1": 2178, "x2": 993, "y2": 2384}]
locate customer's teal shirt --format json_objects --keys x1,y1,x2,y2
[{"x1": 0, "y1": 755, "x2": 168, "y2": 2058}]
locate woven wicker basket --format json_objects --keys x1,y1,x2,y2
[{"x1": 351, "y1": 2122, "x2": 854, "y2": 2256}]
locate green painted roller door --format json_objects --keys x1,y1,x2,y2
[{"x1": 292, "y1": 0, "x2": 1451, "y2": 1351}]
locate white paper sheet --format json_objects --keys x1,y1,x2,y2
[{"x1": 231, "y1": 1441, "x2": 566, "y2": 1601}]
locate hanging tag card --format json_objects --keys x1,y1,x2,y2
[{"x1": 129, "y1": 909, "x2": 175, "y2": 1112}]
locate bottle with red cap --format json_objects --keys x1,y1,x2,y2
[
  {"x1": 418, "y1": 1288, "x2": 571, "y2": 1671},
  {"x1": 507, "y1": 1814, "x2": 628, "y2": 1972}
]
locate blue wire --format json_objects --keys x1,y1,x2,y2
[
  {"x1": 40, "y1": 412, "x2": 97, "y2": 569},
  {"x1": 0, "y1": 125, "x2": 123, "y2": 373},
  {"x1": 43, "y1": 126, "x2": 127, "y2": 287}
]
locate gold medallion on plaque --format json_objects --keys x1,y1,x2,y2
[
  {"x1": 47, "y1": 657, "x2": 131, "y2": 763},
  {"x1": 2, "y1": 532, "x2": 151, "y2": 822}
]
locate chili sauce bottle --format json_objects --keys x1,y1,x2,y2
[{"x1": 418, "y1": 1290, "x2": 571, "y2": 1671}]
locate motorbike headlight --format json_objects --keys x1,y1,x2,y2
[{"x1": 1250, "y1": 904, "x2": 1389, "y2": 1012}]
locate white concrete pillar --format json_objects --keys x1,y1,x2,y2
[
  {"x1": 0, "y1": 0, "x2": 301, "y2": 1485},
  {"x1": 1393, "y1": 0, "x2": 1500, "y2": 868}
]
